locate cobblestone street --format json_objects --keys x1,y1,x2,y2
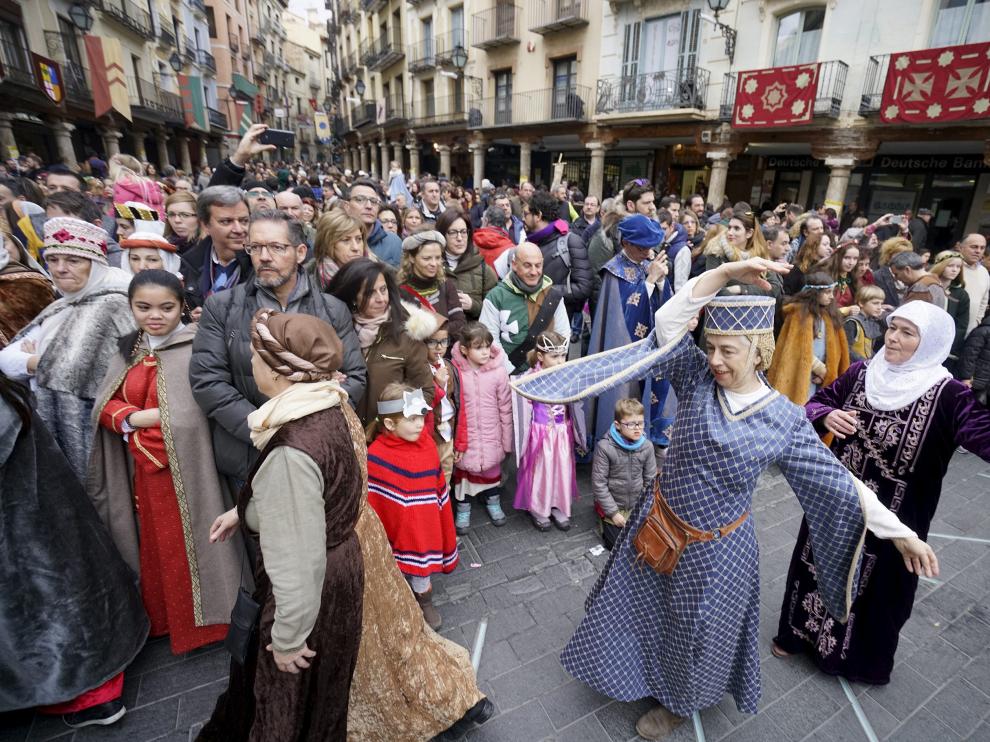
[{"x1": 4, "y1": 452, "x2": 989, "y2": 742}]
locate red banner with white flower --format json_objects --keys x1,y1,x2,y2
[
  {"x1": 732, "y1": 63, "x2": 820, "y2": 128},
  {"x1": 880, "y1": 42, "x2": 990, "y2": 124}
]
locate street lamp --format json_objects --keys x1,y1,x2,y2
[
  {"x1": 168, "y1": 52, "x2": 183, "y2": 73},
  {"x1": 68, "y1": 2, "x2": 94, "y2": 33},
  {"x1": 706, "y1": 0, "x2": 737, "y2": 65},
  {"x1": 355, "y1": 78, "x2": 366, "y2": 97},
  {"x1": 450, "y1": 44, "x2": 468, "y2": 72}
]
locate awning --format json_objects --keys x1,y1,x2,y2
[{"x1": 231, "y1": 73, "x2": 258, "y2": 101}]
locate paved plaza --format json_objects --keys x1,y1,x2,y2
[{"x1": 4, "y1": 451, "x2": 989, "y2": 742}]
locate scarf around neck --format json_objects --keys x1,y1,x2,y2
[
  {"x1": 248, "y1": 380, "x2": 345, "y2": 449},
  {"x1": 405, "y1": 272, "x2": 441, "y2": 302},
  {"x1": 353, "y1": 307, "x2": 391, "y2": 350},
  {"x1": 609, "y1": 422, "x2": 647, "y2": 451},
  {"x1": 509, "y1": 270, "x2": 545, "y2": 297}
]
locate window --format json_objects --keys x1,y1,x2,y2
[
  {"x1": 931, "y1": 0, "x2": 990, "y2": 45},
  {"x1": 494, "y1": 69, "x2": 512, "y2": 124},
  {"x1": 773, "y1": 8, "x2": 824, "y2": 66},
  {"x1": 552, "y1": 56, "x2": 577, "y2": 118},
  {"x1": 205, "y1": 7, "x2": 216, "y2": 38},
  {"x1": 450, "y1": 6, "x2": 465, "y2": 48},
  {"x1": 422, "y1": 17, "x2": 433, "y2": 59},
  {"x1": 423, "y1": 79, "x2": 435, "y2": 118},
  {"x1": 0, "y1": 19, "x2": 31, "y2": 80}
]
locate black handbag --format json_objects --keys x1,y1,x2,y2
[{"x1": 224, "y1": 535, "x2": 260, "y2": 665}]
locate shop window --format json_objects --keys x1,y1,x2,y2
[
  {"x1": 772, "y1": 8, "x2": 825, "y2": 66},
  {"x1": 931, "y1": 0, "x2": 990, "y2": 45}
]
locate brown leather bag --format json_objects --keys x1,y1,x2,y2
[{"x1": 633, "y1": 484, "x2": 749, "y2": 575}]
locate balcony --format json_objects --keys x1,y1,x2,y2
[
  {"x1": 229, "y1": 33, "x2": 240, "y2": 53},
  {"x1": 96, "y1": 0, "x2": 153, "y2": 38},
  {"x1": 342, "y1": 50, "x2": 359, "y2": 79},
  {"x1": 860, "y1": 54, "x2": 891, "y2": 114},
  {"x1": 189, "y1": 0, "x2": 207, "y2": 16},
  {"x1": 183, "y1": 37, "x2": 197, "y2": 65},
  {"x1": 207, "y1": 106, "x2": 229, "y2": 130},
  {"x1": 198, "y1": 49, "x2": 217, "y2": 75},
  {"x1": 383, "y1": 97, "x2": 409, "y2": 125},
  {"x1": 361, "y1": 0, "x2": 388, "y2": 12},
  {"x1": 42, "y1": 30, "x2": 90, "y2": 102},
  {"x1": 365, "y1": 35, "x2": 405, "y2": 71},
  {"x1": 469, "y1": 85, "x2": 590, "y2": 128},
  {"x1": 158, "y1": 26, "x2": 176, "y2": 49},
  {"x1": 595, "y1": 67, "x2": 710, "y2": 117},
  {"x1": 339, "y1": 1, "x2": 357, "y2": 24},
  {"x1": 472, "y1": 5, "x2": 520, "y2": 50},
  {"x1": 128, "y1": 76, "x2": 184, "y2": 121},
  {"x1": 63, "y1": 60, "x2": 92, "y2": 103},
  {"x1": 350, "y1": 100, "x2": 376, "y2": 128},
  {"x1": 528, "y1": 0, "x2": 590, "y2": 35},
  {"x1": 0, "y1": 33, "x2": 36, "y2": 88},
  {"x1": 411, "y1": 94, "x2": 469, "y2": 128},
  {"x1": 409, "y1": 32, "x2": 469, "y2": 73},
  {"x1": 263, "y1": 49, "x2": 276, "y2": 67},
  {"x1": 719, "y1": 60, "x2": 848, "y2": 121},
  {"x1": 408, "y1": 39, "x2": 438, "y2": 73}
]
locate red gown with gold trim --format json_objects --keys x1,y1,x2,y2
[{"x1": 99, "y1": 353, "x2": 228, "y2": 654}]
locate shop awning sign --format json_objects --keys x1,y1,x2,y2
[
  {"x1": 880, "y1": 42, "x2": 990, "y2": 124},
  {"x1": 32, "y1": 54, "x2": 63, "y2": 105},
  {"x1": 732, "y1": 63, "x2": 820, "y2": 128}
]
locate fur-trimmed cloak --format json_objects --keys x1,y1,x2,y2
[{"x1": 768, "y1": 304, "x2": 850, "y2": 406}]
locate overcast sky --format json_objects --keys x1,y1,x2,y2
[{"x1": 287, "y1": 0, "x2": 327, "y2": 21}]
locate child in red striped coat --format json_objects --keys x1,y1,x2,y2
[{"x1": 366, "y1": 382, "x2": 459, "y2": 630}]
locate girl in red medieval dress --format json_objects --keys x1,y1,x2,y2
[{"x1": 88, "y1": 269, "x2": 243, "y2": 655}]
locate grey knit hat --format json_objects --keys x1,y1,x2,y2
[{"x1": 402, "y1": 229, "x2": 446, "y2": 252}]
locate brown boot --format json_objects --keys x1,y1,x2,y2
[
  {"x1": 415, "y1": 587, "x2": 442, "y2": 630},
  {"x1": 635, "y1": 704, "x2": 685, "y2": 741}
]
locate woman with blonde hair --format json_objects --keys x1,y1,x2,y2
[
  {"x1": 704, "y1": 206, "x2": 778, "y2": 296},
  {"x1": 783, "y1": 232, "x2": 834, "y2": 295},
  {"x1": 401, "y1": 206, "x2": 424, "y2": 237},
  {"x1": 311, "y1": 207, "x2": 371, "y2": 290},
  {"x1": 930, "y1": 249, "x2": 970, "y2": 374},
  {"x1": 398, "y1": 230, "x2": 466, "y2": 342},
  {"x1": 163, "y1": 191, "x2": 199, "y2": 254},
  {"x1": 109, "y1": 153, "x2": 164, "y2": 216}
]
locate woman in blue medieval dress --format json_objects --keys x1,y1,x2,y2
[{"x1": 512, "y1": 257, "x2": 939, "y2": 740}]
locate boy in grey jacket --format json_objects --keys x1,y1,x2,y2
[{"x1": 591, "y1": 398, "x2": 658, "y2": 550}]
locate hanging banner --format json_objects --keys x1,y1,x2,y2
[
  {"x1": 732, "y1": 62, "x2": 820, "y2": 128},
  {"x1": 235, "y1": 101, "x2": 253, "y2": 135},
  {"x1": 84, "y1": 35, "x2": 131, "y2": 121},
  {"x1": 31, "y1": 54, "x2": 64, "y2": 105},
  {"x1": 880, "y1": 41, "x2": 990, "y2": 124},
  {"x1": 314, "y1": 111, "x2": 330, "y2": 143},
  {"x1": 178, "y1": 73, "x2": 208, "y2": 130}
]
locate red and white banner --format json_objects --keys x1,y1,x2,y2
[
  {"x1": 880, "y1": 42, "x2": 990, "y2": 124},
  {"x1": 732, "y1": 63, "x2": 820, "y2": 128}
]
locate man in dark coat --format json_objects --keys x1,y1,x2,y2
[
  {"x1": 522, "y1": 190, "x2": 592, "y2": 317},
  {"x1": 189, "y1": 210, "x2": 366, "y2": 482}
]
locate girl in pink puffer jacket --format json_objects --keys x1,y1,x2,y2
[{"x1": 450, "y1": 322, "x2": 513, "y2": 534}]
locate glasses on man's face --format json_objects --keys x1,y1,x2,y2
[
  {"x1": 244, "y1": 242, "x2": 293, "y2": 256},
  {"x1": 351, "y1": 194, "x2": 382, "y2": 208},
  {"x1": 167, "y1": 211, "x2": 196, "y2": 219},
  {"x1": 425, "y1": 337, "x2": 449, "y2": 347},
  {"x1": 619, "y1": 420, "x2": 645, "y2": 430},
  {"x1": 447, "y1": 229, "x2": 468, "y2": 238}
]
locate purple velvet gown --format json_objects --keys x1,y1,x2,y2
[{"x1": 774, "y1": 361, "x2": 990, "y2": 684}]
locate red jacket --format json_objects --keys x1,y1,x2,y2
[{"x1": 473, "y1": 227, "x2": 514, "y2": 269}]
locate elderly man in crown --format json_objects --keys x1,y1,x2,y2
[
  {"x1": 585, "y1": 214, "x2": 676, "y2": 459},
  {"x1": 512, "y1": 257, "x2": 938, "y2": 740}
]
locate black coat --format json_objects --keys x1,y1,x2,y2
[
  {"x1": 179, "y1": 236, "x2": 254, "y2": 310},
  {"x1": 533, "y1": 227, "x2": 593, "y2": 316},
  {"x1": 208, "y1": 157, "x2": 248, "y2": 188},
  {"x1": 189, "y1": 273, "x2": 367, "y2": 480},
  {"x1": 959, "y1": 316, "x2": 990, "y2": 387}
]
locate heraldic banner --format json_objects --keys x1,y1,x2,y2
[
  {"x1": 732, "y1": 63, "x2": 820, "y2": 128},
  {"x1": 880, "y1": 42, "x2": 990, "y2": 124},
  {"x1": 84, "y1": 35, "x2": 131, "y2": 121}
]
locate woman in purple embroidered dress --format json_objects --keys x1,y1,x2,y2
[{"x1": 774, "y1": 300, "x2": 990, "y2": 684}]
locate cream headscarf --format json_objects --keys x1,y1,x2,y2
[{"x1": 865, "y1": 301, "x2": 954, "y2": 411}]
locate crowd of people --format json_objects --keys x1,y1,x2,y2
[{"x1": 1, "y1": 123, "x2": 989, "y2": 741}]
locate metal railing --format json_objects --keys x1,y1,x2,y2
[
  {"x1": 720, "y1": 60, "x2": 848, "y2": 120},
  {"x1": 339, "y1": 1, "x2": 357, "y2": 24},
  {"x1": 263, "y1": 49, "x2": 276, "y2": 67},
  {"x1": 198, "y1": 48, "x2": 217, "y2": 75},
  {"x1": 384, "y1": 96, "x2": 410, "y2": 123},
  {"x1": 207, "y1": 106, "x2": 229, "y2": 129},
  {"x1": 366, "y1": 35, "x2": 404, "y2": 71},
  {"x1": 412, "y1": 94, "x2": 469, "y2": 127},
  {"x1": 595, "y1": 67, "x2": 710, "y2": 115},
  {"x1": 1, "y1": 34, "x2": 36, "y2": 87},
  {"x1": 189, "y1": 0, "x2": 207, "y2": 15},
  {"x1": 129, "y1": 76, "x2": 183, "y2": 120},
  {"x1": 529, "y1": 0, "x2": 590, "y2": 34},
  {"x1": 350, "y1": 100, "x2": 376, "y2": 127},
  {"x1": 63, "y1": 60, "x2": 91, "y2": 102},
  {"x1": 228, "y1": 32, "x2": 240, "y2": 53},
  {"x1": 361, "y1": 0, "x2": 387, "y2": 12},
  {"x1": 408, "y1": 31, "x2": 467, "y2": 72},
  {"x1": 158, "y1": 26, "x2": 176, "y2": 48},
  {"x1": 97, "y1": 0, "x2": 153, "y2": 38},
  {"x1": 468, "y1": 85, "x2": 590, "y2": 127},
  {"x1": 42, "y1": 29, "x2": 88, "y2": 100},
  {"x1": 860, "y1": 54, "x2": 890, "y2": 114},
  {"x1": 342, "y1": 50, "x2": 359, "y2": 78},
  {"x1": 471, "y1": 5, "x2": 520, "y2": 49},
  {"x1": 183, "y1": 36, "x2": 197, "y2": 64}
]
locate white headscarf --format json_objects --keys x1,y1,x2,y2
[
  {"x1": 865, "y1": 301, "x2": 954, "y2": 411},
  {"x1": 37, "y1": 261, "x2": 131, "y2": 355}
]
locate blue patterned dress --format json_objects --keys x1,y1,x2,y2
[{"x1": 514, "y1": 331, "x2": 868, "y2": 717}]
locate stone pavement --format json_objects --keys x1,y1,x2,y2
[{"x1": 4, "y1": 452, "x2": 989, "y2": 742}]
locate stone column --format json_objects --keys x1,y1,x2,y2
[
  {"x1": 359, "y1": 143, "x2": 369, "y2": 174},
  {"x1": 437, "y1": 144, "x2": 451, "y2": 179},
  {"x1": 470, "y1": 141, "x2": 485, "y2": 189},
  {"x1": 379, "y1": 140, "x2": 389, "y2": 180},
  {"x1": 407, "y1": 140, "x2": 420, "y2": 179},
  {"x1": 391, "y1": 141, "x2": 403, "y2": 170},
  {"x1": 175, "y1": 134, "x2": 193, "y2": 174},
  {"x1": 705, "y1": 150, "x2": 734, "y2": 211},
  {"x1": 155, "y1": 127, "x2": 171, "y2": 170},
  {"x1": 101, "y1": 127, "x2": 123, "y2": 157},
  {"x1": 200, "y1": 137, "x2": 210, "y2": 168},
  {"x1": 50, "y1": 118, "x2": 78, "y2": 168},
  {"x1": 131, "y1": 129, "x2": 147, "y2": 162},
  {"x1": 823, "y1": 156, "x2": 856, "y2": 210},
  {"x1": 519, "y1": 140, "x2": 532, "y2": 184},
  {"x1": 0, "y1": 113, "x2": 15, "y2": 157},
  {"x1": 586, "y1": 141, "x2": 606, "y2": 200}
]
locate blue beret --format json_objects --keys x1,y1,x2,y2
[{"x1": 618, "y1": 214, "x2": 662, "y2": 248}]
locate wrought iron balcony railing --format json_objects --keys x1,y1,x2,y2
[
  {"x1": 1, "y1": 33, "x2": 36, "y2": 87},
  {"x1": 207, "y1": 106, "x2": 229, "y2": 130},
  {"x1": 595, "y1": 67, "x2": 710, "y2": 115},
  {"x1": 468, "y1": 85, "x2": 590, "y2": 127},
  {"x1": 97, "y1": 0, "x2": 153, "y2": 38},
  {"x1": 350, "y1": 100, "x2": 376, "y2": 128},
  {"x1": 198, "y1": 48, "x2": 217, "y2": 75},
  {"x1": 720, "y1": 60, "x2": 848, "y2": 120},
  {"x1": 528, "y1": 0, "x2": 590, "y2": 34},
  {"x1": 860, "y1": 54, "x2": 890, "y2": 114},
  {"x1": 471, "y1": 5, "x2": 520, "y2": 50},
  {"x1": 229, "y1": 32, "x2": 240, "y2": 53},
  {"x1": 412, "y1": 94, "x2": 469, "y2": 127},
  {"x1": 158, "y1": 26, "x2": 176, "y2": 48}
]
